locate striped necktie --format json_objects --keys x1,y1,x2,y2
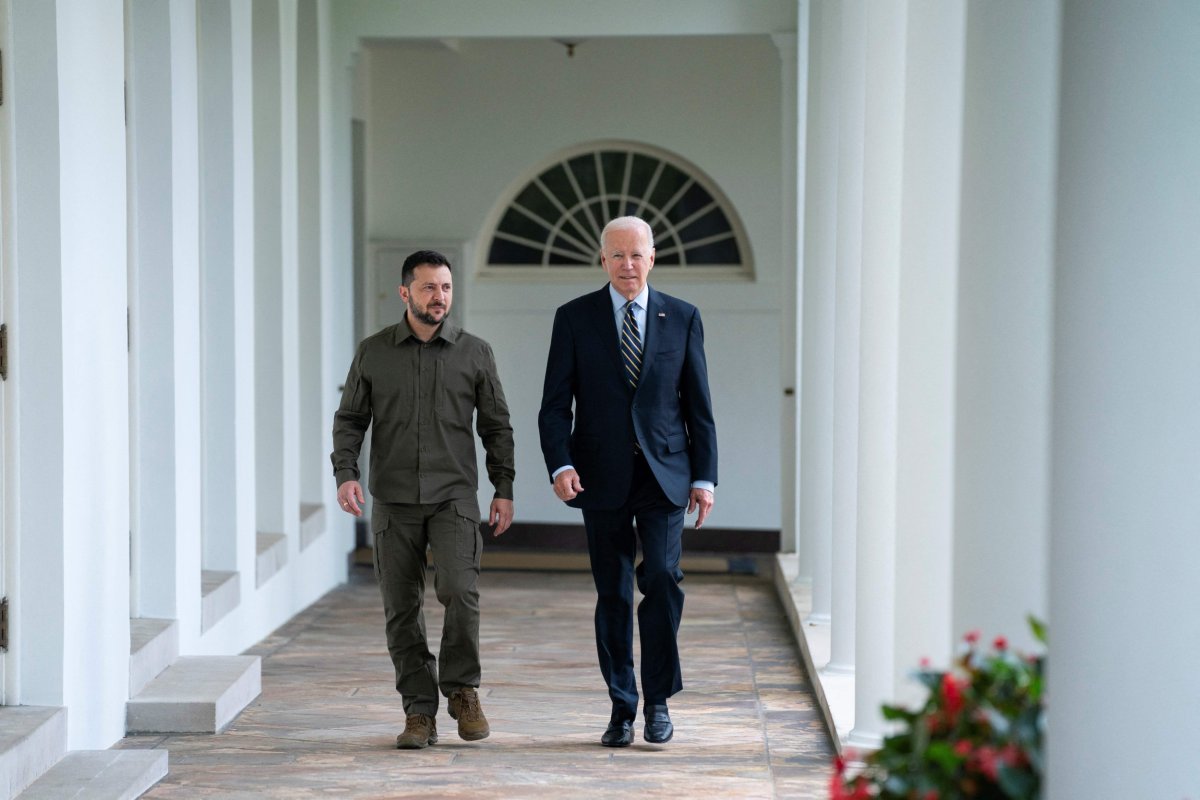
[{"x1": 621, "y1": 301, "x2": 642, "y2": 389}]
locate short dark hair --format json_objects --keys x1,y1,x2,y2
[{"x1": 401, "y1": 250, "x2": 453, "y2": 286}]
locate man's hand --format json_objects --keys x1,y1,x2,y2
[
  {"x1": 553, "y1": 468, "x2": 584, "y2": 502},
  {"x1": 337, "y1": 481, "x2": 366, "y2": 517},
  {"x1": 489, "y1": 498, "x2": 514, "y2": 536},
  {"x1": 687, "y1": 488, "x2": 714, "y2": 529}
]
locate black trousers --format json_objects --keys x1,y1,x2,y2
[{"x1": 582, "y1": 452, "x2": 685, "y2": 722}]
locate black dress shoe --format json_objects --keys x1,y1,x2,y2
[
  {"x1": 643, "y1": 704, "x2": 673, "y2": 743},
  {"x1": 601, "y1": 719, "x2": 634, "y2": 747}
]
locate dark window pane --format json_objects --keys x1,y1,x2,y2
[
  {"x1": 572, "y1": 208, "x2": 600, "y2": 242},
  {"x1": 684, "y1": 238, "x2": 741, "y2": 264},
  {"x1": 616, "y1": 199, "x2": 643, "y2": 218},
  {"x1": 666, "y1": 183, "x2": 715, "y2": 227},
  {"x1": 567, "y1": 154, "x2": 599, "y2": 199},
  {"x1": 497, "y1": 207, "x2": 548, "y2": 243},
  {"x1": 600, "y1": 151, "x2": 627, "y2": 196},
  {"x1": 626, "y1": 153, "x2": 658, "y2": 199},
  {"x1": 549, "y1": 235, "x2": 596, "y2": 265},
  {"x1": 677, "y1": 206, "x2": 729, "y2": 242},
  {"x1": 539, "y1": 164, "x2": 575, "y2": 207},
  {"x1": 655, "y1": 233, "x2": 683, "y2": 264},
  {"x1": 514, "y1": 182, "x2": 560, "y2": 221},
  {"x1": 646, "y1": 164, "x2": 689, "y2": 213},
  {"x1": 488, "y1": 239, "x2": 543, "y2": 264}
]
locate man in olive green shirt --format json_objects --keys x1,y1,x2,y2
[{"x1": 332, "y1": 249, "x2": 514, "y2": 749}]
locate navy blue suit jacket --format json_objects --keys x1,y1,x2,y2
[{"x1": 538, "y1": 285, "x2": 718, "y2": 510}]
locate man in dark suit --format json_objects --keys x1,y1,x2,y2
[{"x1": 538, "y1": 215, "x2": 718, "y2": 747}]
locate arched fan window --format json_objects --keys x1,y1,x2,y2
[{"x1": 481, "y1": 142, "x2": 752, "y2": 277}]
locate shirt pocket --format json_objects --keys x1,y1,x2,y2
[{"x1": 435, "y1": 359, "x2": 475, "y2": 422}]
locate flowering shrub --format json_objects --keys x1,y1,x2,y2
[{"x1": 830, "y1": 617, "x2": 1047, "y2": 800}]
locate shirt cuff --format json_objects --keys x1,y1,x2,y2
[
  {"x1": 551, "y1": 465, "x2": 575, "y2": 481},
  {"x1": 690, "y1": 480, "x2": 715, "y2": 494}
]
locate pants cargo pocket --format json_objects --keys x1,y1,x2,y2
[
  {"x1": 371, "y1": 512, "x2": 390, "y2": 581},
  {"x1": 451, "y1": 501, "x2": 481, "y2": 562}
]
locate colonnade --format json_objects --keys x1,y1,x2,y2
[{"x1": 788, "y1": 2, "x2": 1199, "y2": 795}]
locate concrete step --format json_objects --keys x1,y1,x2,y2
[
  {"x1": 126, "y1": 656, "x2": 260, "y2": 734},
  {"x1": 15, "y1": 750, "x2": 166, "y2": 800},
  {"x1": 0, "y1": 706, "x2": 66, "y2": 800},
  {"x1": 129, "y1": 619, "x2": 178, "y2": 699},
  {"x1": 200, "y1": 570, "x2": 239, "y2": 633},
  {"x1": 255, "y1": 532, "x2": 288, "y2": 588}
]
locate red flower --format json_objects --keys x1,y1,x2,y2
[
  {"x1": 973, "y1": 745, "x2": 1000, "y2": 781},
  {"x1": 919, "y1": 657, "x2": 931, "y2": 669},
  {"x1": 964, "y1": 629, "x2": 981, "y2": 645},
  {"x1": 993, "y1": 636, "x2": 1008, "y2": 651},
  {"x1": 1000, "y1": 743, "x2": 1025, "y2": 767},
  {"x1": 940, "y1": 673, "x2": 965, "y2": 716},
  {"x1": 953, "y1": 739, "x2": 972, "y2": 757}
]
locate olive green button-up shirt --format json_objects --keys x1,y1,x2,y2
[{"x1": 331, "y1": 316, "x2": 515, "y2": 505}]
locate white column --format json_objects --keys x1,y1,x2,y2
[
  {"x1": 827, "y1": 0, "x2": 863, "y2": 676},
  {"x1": 851, "y1": 0, "x2": 966, "y2": 743},
  {"x1": 1048, "y1": 2, "x2": 1200, "y2": 796},
  {"x1": 198, "y1": 0, "x2": 241, "y2": 574},
  {"x1": 848, "y1": 0, "x2": 905, "y2": 747},
  {"x1": 253, "y1": 0, "x2": 286, "y2": 540},
  {"x1": 800, "y1": 0, "x2": 838, "y2": 625},
  {"x1": 230, "y1": 0, "x2": 259, "y2": 596},
  {"x1": 773, "y1": 30, "x2": 801, "y2": 558},
  {"x1": 953, "y1": 0, "x2": 1057, "y2": 648},
  {"x1": 58, "y1": 0, "x2": 130, "y2": 747},
  {"x1": 127, "y1": 0, "x2": 203, "y2": 622},
  {"x1": 9, "y1": 0, "x2": 68, "y2": 710},
  {"x1": 279, "y1": 0, "x2": 301, "y2": 550},
  {"x1": 168, "y1": 0, "x2": 205, "y2": 638},
  {"x1": 320, "y1": 1, "x2": 356, "y2": 551},
  {"x1": 890, "y1": 0, "x2": 964, "y2": 685},
  {"x1": 297, "y1": 0, "x2": 325, "y2": 506}
]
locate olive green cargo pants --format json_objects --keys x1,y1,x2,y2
[{"x1": 372, "y1": 498, "x2": 482, "y2": 716}]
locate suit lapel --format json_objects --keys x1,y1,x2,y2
[
  {"x1": 639, "y1": 288, "x2": 666, "y2": 383},
  {"x1": 590, "y1": 286, "x2": 624, "y2": 378}
]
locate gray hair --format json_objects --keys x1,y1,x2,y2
[{"x1": 599, "y1": 216, "x2": 655, "y2": 252}]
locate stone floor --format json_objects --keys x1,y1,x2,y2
[{"x1": 118, "y1": 567, "x2": 835, "y2": 799}]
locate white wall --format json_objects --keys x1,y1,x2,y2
[{"x1": 362, "y1": 35, "x2": 786, "y2": 530}]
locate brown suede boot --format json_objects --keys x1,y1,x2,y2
[
  {"x1": 395, "y1": 713, "x2": 438, "y2": 749},
  {"x1": 447, "y1": 687, "x2": 490, "y2": 741}
]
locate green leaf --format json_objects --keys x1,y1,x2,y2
[
  {"x1": 1027, "y1": 615, "x2": 1048, "y2": 645},
  {"x1": 881, "y1": 704, "x2": 917, "y2": 723},
  {"x1": 998, "y1": 763, "x2": 1038, "y2": 798},
  {"x1": 925, "y1": 740, "x2": 961, "y2": 774}
]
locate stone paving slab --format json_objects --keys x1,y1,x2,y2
[
  {"x1": 118, "y1": 569, "x2": 835, "y2": 798},
  {"x1": 17, "y1": 750, "x2": 167, "y2": 800}
]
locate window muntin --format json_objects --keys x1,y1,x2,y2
[{"x1": 482, "y1": 142, "x2": 751, "y2": 277}]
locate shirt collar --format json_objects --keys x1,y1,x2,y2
[
  {"x1": 393, "y1": 314, "x2": 461, "y2": 345},
  {"x1": 608, "y1": 283, "x2": 649, "y2": 313}
]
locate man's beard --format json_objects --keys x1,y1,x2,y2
[{"x1": 408, "y1": 299, "x2": 447, "y2": 327}]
